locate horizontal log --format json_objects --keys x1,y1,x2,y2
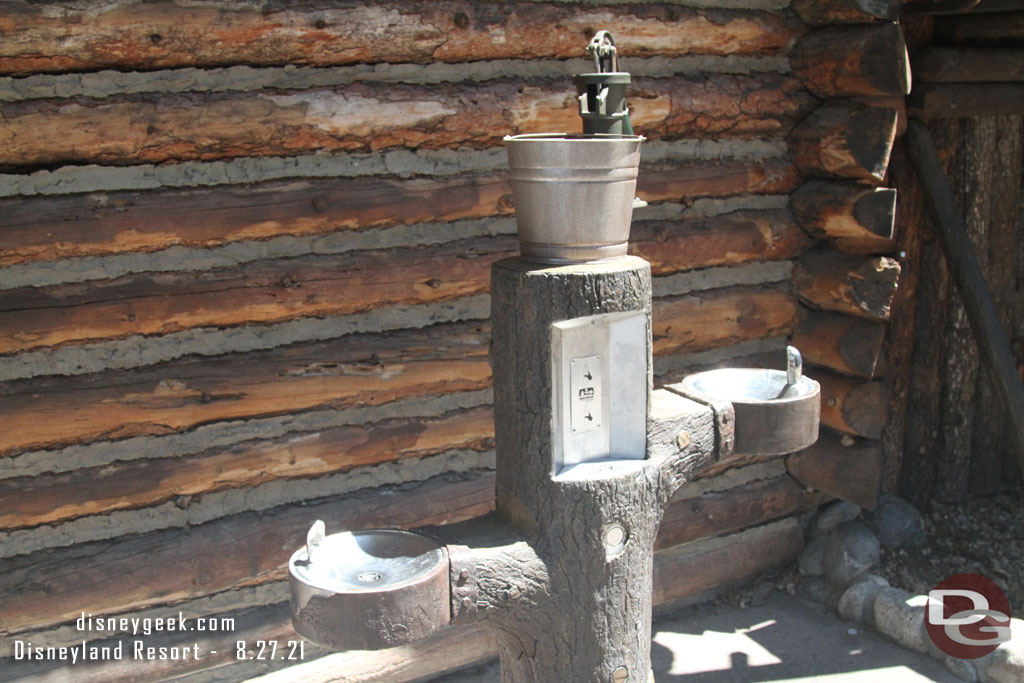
[
  {"x1": 786, "y1": 429, "x2": 882, "y2": 509},
  {"x1": 0, "y1": 158, "x2": 800, "y2": 268},
  {"x1": 0, "y1": 406, "x2": 495, "y2": 530},
  {"x1": 790, "y1": 180, "x2": 898, "y2": 241},
  {"x1": 0, "y1": 237, "x2": 514, "y2": 355},
  {"x1": 791, "y1": 250, "x2": 902, "y2": 320},
  {"x1": 657, "y1": 475, "x2": 828, "y2": 550},
  {"x1": 652, "y1": 286, "x2": 801, "y2": 358},
  {"x1": 0, "y1": 286, "x2": 797, "y2": 456},
  {"x1": 0, "y1": 471, "x2": 496, "y2": 636},
  {"x1": 910, "y1": 83, "x2": 1024, "y2": 118},
  {"x1": 790, "y1": 105, "x2": 899, "y2": 183},
  {"x1": 813, "y1": 367, "x2": 889, "y2": 439},
  {"x1": 0, "y1": 2, "x2": 801, "y2": 75},
  {"x1": 631, "y1": 209, "x2": 811, "y2": 275},
  {"x1": 790, "y1": 0, "x2": 899, "y2": 23},
  {"x1": 936, "y1": 10, "x2": 1024, "y2": 41},
  {"x1": 791, "y1": 311, "x2": 887, "y2": 379},
  {"x1": 653, "y1": 518, "x2": 804, "y2": 607},
  {"x1": 791, "y1": 23, "x2": 911, "y2": 98},
  {"x1": 0, "y1": 74, "x2": 812, "y2": 168},
  {"x1": 913, "y1": 47, "x2": 1024, "y2": 82},
  {"x1": 903, "y1": 0, "x2": 982, "y2": 12},
  {"x1": 0, "y1": 322, "x2": 493, "y2": 457}
]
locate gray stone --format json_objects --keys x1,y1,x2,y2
[
  {"x1": 837, "y1": 574, "x2": 889, "y2": 622},
  {"x1": 941, "y1": 655, "x2": 979, "y2": 683},
  {"x1": 866, "y1": 493, "x2": 926, "y2": 549},
  {"x1": 812, "y1": 501, "x2": 862, "y2": 538},
  {"x1": 798, "y1": 576, "x2": 839, "y2": 605},
  {"x1": 798, "y1": 534, "x2": 827, "y2": 577},
  {"x1": 872, "y1": 587, "x2": 929, "y2": 654},
  {"x1": 980, "y1": 617, "x2": 1024, "y2": 683},
  {"x1": 822, "y1": 521, "x2": 880, "y2": 587}
]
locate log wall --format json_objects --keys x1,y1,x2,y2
[{"x1": 0, "y1": 1, "x2": 909, "y2": 680}]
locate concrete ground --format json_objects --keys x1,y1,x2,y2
[{"x1": 431, "y1": 591, "x2": 963, "y2": 682}]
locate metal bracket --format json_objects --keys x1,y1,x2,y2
[{"x1": 447, "y1": 544, "x2": 480, "y2": 624}]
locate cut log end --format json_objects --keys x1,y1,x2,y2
[
  {"x1": 791, "y1": 105, "x2": 899, "y2": 183},
  {"x1": 792, "y1": 250, "x2": 902, "y2": 321}
]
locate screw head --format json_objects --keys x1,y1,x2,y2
[
  {"x1": 604, "y1": 524, "x2": 626, "y2": 549},
  {"x1": 676, "y1": 430, "x2": 691, "y2": 450},
  {"x1": 612, "y1": 666, "x2": 628, "y2": 682}
]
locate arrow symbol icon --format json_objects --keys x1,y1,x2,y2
[
  {"x1": 584, "y1": 370, "x2": 593, "y2": 381},
  {"x1": 585, "y1": 413, "x2": 593, "y2": 421}
]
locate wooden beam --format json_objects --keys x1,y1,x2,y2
[
  {"x1": 903, "y1": 0, "x2": 982, "y2": 12},
  {"x1": 0, "y1": 159, "x2": 800, "y2": 268},
  {"x1": 914, "y1": 47, "x2": 1024, "y2": 82},
  {"x1": 631, "y1": 209, "x2": 811, "y2": 276},
  {"x1": 792, "y1": 311, "x2": 887, "y2": 379},
  {"x1": 0, "y1": 75, "x2": 811, "y2": 168},
  {"x1": 786, "y1": 429, "x2": 882, "y2": 509},
  {"x1": 790, "y1": 180, "x2": 897, "y2": 242},
  {"x1": 0, "y1": 406, "x2": 495, "y2": 530},
  {"x1": 792, "y1": 250, "x2": 902, "y2": 321},
  {"x1": 813, "y1": 368, "x2": 889, "y2": 439},
  {"x1": 652, "y1": 286, "x2": 801, "y2": 358},
  {"x1": 657, "y1": 475, "x2": 828, "y2": 550},
  {"x1": 0, "y1": 472, "x2": 497, "y2": 636},
  {"x1": 0, "y1": 2, "x2": 801, "y2": 75},
  {"x1": 0, "y1": 322, "x2": 494, "y2": 456},
  {"x1": 791, "y1": 23, "x2": 911, "y2": 98},
  {"x1": 790, "y1": 0, "x2": 899, "y2": 24},
  {"x1": 936, "y1": 10, "x2": 1024, "y2": 41},
  {"x1": 910, "y1": 83, "x2": 1024, "y2": 118},
  {"x1": 0, "y1": 237, "x2": 514, "y2": 355},
  {"x1": 790, "y1": 105, "x2": 899, "y2": 183}
]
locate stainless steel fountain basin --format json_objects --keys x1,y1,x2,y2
[
  {"x1": 289, "y1": 528, "x2": 450, "y2": 650},
  {"x1": 671, "y1": 367, "x2": 820, "y2": 456}
]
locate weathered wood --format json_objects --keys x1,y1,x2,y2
[
  {"x1": 0, "y1": 158, "x2": 798, "y2": 268},
  {"x1": 792, "y1": 311, "x2": 887, "y2": 379},
  {"x1": 790, "y1": 180, "x2": 898, "y2": 242},
  {"x1": 633, "y1": 209, "x2": 811, "y2": 275},
  {"x1": 0, "y1": 322, "x2": 493, "y2": 457},
  {"x1": 0, "y1": 471, "x2": 496, "y2": 635},
  {"x1": 792, "y1": 250, "x2": 902, "y2": 321},
  {"x1": 0, "y1": 2, "x2": 802, "y2": 75},
  {"x1": 907, "y1": 119, "x2": 1024, "y2": 499},
  {"x1": 790, "y1": 0, "x2": 899, "y2": 24},
  {"x1": 0, "y1": 237, "x2": 513, "y2": 355},
  {"x1": 790, "y1": 105, "x2": 899, "y2": 182},
  {"x1": 657, "y1": 475, "x2": 827, "y2": 551},
  {"x1": 653, "y1": 518, "x2": 804, "y2": 607},
  {"x1": 914, "y1": 47, "x2": 1024, "y2": 82},
  {"x1": 910, "y1": 83, "x2": 1024, "y2": 118},
  {"x1": 903, "y1": 0, "x2": 982, "y2": 13},
  {"x1": 0, "y1": 75, "x2": 811, "y2": 168},
  {"x1": 0, "y1": 406, "x2": 494, "y2": 530},
  {"x1": 791, "y1": 23, "x2": 911, "y2": 98},
  {"x1": 653, "y1": 286, "x2": 801, "y2": 358},
  {"x1": 936, "y1": 10, "x2": 1024, "y2": 41},
  {"x1": 814, "y1": 368, "x2": 889, "y2": 440},
  {"x1": 786, "y1": 429, "x2": 882, "y2": 509},
  {"x1": 0, "y1": 287, "x2": 801, "y2": 456}
]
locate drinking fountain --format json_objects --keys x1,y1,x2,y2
[{"x1": 288, "y1": 31, "x2": 820, "y2": 682}]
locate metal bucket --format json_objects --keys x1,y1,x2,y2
[{"x1": 505, "y1": 133, "x2": 644, "y2": 263}]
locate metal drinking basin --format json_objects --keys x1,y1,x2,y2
[
  {"x1": 670, "y1": 347, "x2": 820, "y2": 456},
  {"x1": 289, "y1": 524, "x2": 450, "y2": 650}
]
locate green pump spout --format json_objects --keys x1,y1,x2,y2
[{"x1": 573, "y1": 31, "x2": 634, "y2": 136}]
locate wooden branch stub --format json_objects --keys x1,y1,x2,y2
[
  {"x1": 792, "y1": 311, "x2": 887, "y2": 379},
  {"x1": 914, "y1": 47, "x2": 1024, "y2": 82},
  {"x1": 792, "y1": 250, "x2": 902, "y2": 320},
  {"x1": 814, "y1": 369, "x2": 889, "y2": 439},
  {"x1": 791, "y1": 180, "x2": 898, "y2": 242},
  {"x1": 786, "y1": 429, "x2": 882, "y2": 509},
  {"x1": 790, "y1": 0, "x2": 899, "y2": 24},
  {"x1": 648, "y1": 389, "x2": 718, "y2": 494},
  {"x1": 910, "y1": 83, "x2": 1024, "y2": 118},
  {"x1": 791, "y1": 23, "x2": 911, "y2": 98},
  {"x1": 790, "y1": 105, "x2": 899, "y2": 183}
]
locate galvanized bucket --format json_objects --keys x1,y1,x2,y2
[{"x1": 505, "y1": 133, "x2": 644, "y2": 263}]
